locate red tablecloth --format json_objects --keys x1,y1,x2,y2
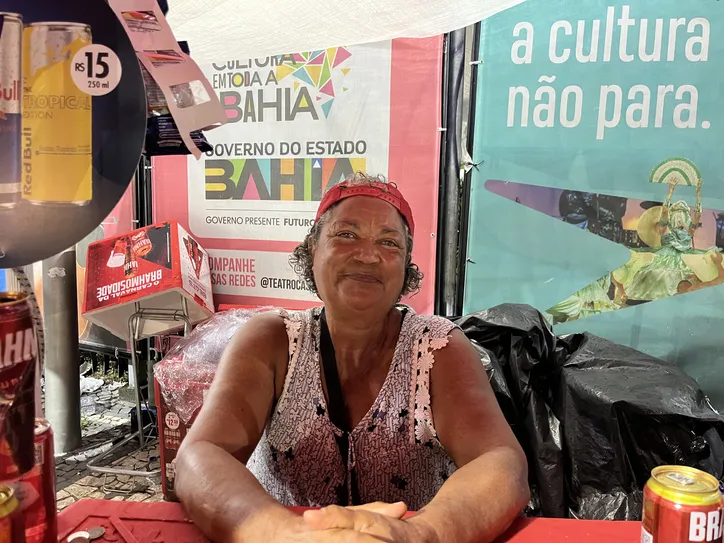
[{"x1": 58, "y1": 500, "x2": 641, "y2": 542}]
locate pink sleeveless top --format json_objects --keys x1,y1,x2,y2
[{"x1": 246, "y1": 306, "x2": 458, "y2": 510}]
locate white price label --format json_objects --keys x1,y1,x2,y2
[
  {"x1": 165, "y1": 412, "x2": 180, "y2": 430},
  {"x1": 71, "y1": 44, "x2": 123, "y2": 96}
]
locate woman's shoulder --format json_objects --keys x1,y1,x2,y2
[
  {"x1": 401, "y1": 307, "x2": 458, "y2": 341},
  {"x1": 271, "y1": 306, "x2": 322, "y2": 343},
  {"x1": 274, "y1": 306, "x2": 321, "y2": 329},
  {"x1": 233, "y1": 307, "x2": 317, "y2": 340}
]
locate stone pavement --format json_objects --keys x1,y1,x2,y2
[{"x1": 55, "y1": 380, "x2": 164, "y2": 511}]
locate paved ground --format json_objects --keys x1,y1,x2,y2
[{"x1": 54, "y1": 379, "x2": 165, "y2": 510}]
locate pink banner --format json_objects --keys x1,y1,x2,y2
[{"x1": 152, "y1": 37, "x2": 443, "y2": 312}]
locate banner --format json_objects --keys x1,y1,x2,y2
[
  {"x1": 465, "y1": 1, "x2": 724, "y2": 407},
  {"x1": 153, "y1": 38, "x2": 444, "y2": 312}
]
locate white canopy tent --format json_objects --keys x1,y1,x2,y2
[{"x1": 166, "y1": 0, "x2": 525, "y2": 63}]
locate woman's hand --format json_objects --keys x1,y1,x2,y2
[
  {"x1": 302, "y1": 504, "x2": 437, "y2": 543},
  {"x1": 270, "y1": 515, "x2": 388, "y2": 543}
]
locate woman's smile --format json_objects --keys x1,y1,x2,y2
[{"x1": 343, "y1": 273, "x2": 382, "y2": 284}]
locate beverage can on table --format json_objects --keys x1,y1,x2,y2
[
  {"x1": 0, "y1": 12, "x2": 22, "y2": 210},
  {"x1": 22, "y1": 22, "x2": 92, "y2": 206},
  {"x1": 642, "y1": 465, "x2": 724, "y2": 543},
  {"x1": 0, "y1": 486, "x2": 25, "y2": 542},
  {"x1": 0, "y1": 292, "x2": 37, "y2": 481},
  {"x1": 9, "y1": 419, "x2": 57, "y2": 543}
]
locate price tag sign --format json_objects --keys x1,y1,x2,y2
[{"x1": 71, "y1": 44, "x2": 123, "y2": 96}]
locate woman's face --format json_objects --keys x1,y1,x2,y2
[
  {"x1": 312, "y1": 196, "x2": 408, "y2": 314},
  {"x1": 670, "y1": 209, "x2": 689, "y2": 230}
]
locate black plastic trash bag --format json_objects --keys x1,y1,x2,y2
[
  {"x1": 454, "y1": 305, "x2": 565, "y2": 518},
  {"x1": 454, "y1": 304, "x2": 724, "y2": 521}
]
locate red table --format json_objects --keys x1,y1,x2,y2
[{"x1": 58, "y1": 500, "x2": 641, "y2": 542}]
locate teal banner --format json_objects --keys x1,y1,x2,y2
[{"x1": 465, "y1": 1, "x2": 724, "y2": 407}]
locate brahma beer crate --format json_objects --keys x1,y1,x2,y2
[{"x1": 82, "y1": 221, "x2": 214, "y2": 339}]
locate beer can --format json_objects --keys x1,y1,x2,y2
[
  {"x1": 124, "y1": 241, "x2": 138, "y2": 278},
  {"x1": 131, "y1": 230, "x2": 152, "y2": 257},
  {"x1": 642, "y1": 465, "x2": 724, "y2": 543},
  {"x1": 9, "y1": 419, "x2": 56, "y2": 543},
  {"x1": 0, "y1": 292, "x2": 37, "y2": 481},
  {"x1": 0, "y1": 12, "x2": 22, "y2": 210},
  {"x1": 22, "y1": 22, "x2": 92, "y2": 206}
]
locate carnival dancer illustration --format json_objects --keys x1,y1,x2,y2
[
  {"x1": 614, "y1": 160, "x2": 721, "y2": 303},
  {"x1": 546, "y1": 158, "x2": 724, "y2": 324}
]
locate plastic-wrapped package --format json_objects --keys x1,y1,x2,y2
[
  {"x1": 454, "y1": 304, "x2": 724, "y2": 521},
  {"x1": 154, "y1": 307, "x2": 274, "y2": 424}
]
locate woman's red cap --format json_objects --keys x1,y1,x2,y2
[{"x1": 315, "y1": 181, "x2": 415, "y2": 236}]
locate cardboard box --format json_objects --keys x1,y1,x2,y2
[
  {"x1": 82, "y1": 221, "x2": 214, "y2": 339},
  {"x1": 154, "y1": 375, "x2": 209, "y2": 501}
]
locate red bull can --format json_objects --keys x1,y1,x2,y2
[
  {"x1": 0, "y1": 13, "x2": 22, "y2": 210},
  {"x1": 22, "y1": 22, "x2": 92, "y2": 206}
]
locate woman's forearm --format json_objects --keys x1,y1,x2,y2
[
  {"x1": 176, "y1": 440, "x2": 296, "y2": 542},
  {"x1": 408, "y1": 447, "x2": 530, "y2": 543}
]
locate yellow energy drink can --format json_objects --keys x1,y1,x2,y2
[{"x1": 22, "y1": 22, "x2": 92, "y2": 206}]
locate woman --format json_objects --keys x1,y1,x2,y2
[
  {"x1": 618, "y1": 185, "x2": 711, "y2": 303},
  {"x1": 176, "y1": 173, "x2": 529, "y2": 542}
]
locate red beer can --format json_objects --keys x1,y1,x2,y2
[
  {"x1": 131, "y1": 230, "x2": 152, "y2": 257},
  {"x1": 9, "y1": 419, "x2": 57, "y2": 543},
  {"x1": 123, "y1": 241, "x2": 139, "y2": 278},
  {"x1": 642, "y1": 465, "x2": 724, "y2": 543},
  {"x1": 0, "y1": 292, "x2": 37, "y2": 481}
]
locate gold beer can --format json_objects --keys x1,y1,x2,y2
[{"x1": 22, "y1": 22, "x2": 92, "y2": 206}]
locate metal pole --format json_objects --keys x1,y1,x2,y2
[
  {"x1": 456, "y1": 24, "x2": 482, "y2": 313},
  {"x1": 42, "y1": 248, "x2": 82, "y2": 454},
  {"x1": 128, "y1": 308, "x2": 145, "y2": 448},
  {"x1": 136, "y1": 156, "x2": 153, "y2": 408},
  {"x1": 437, "y1": 29, "x2": 467, "y2": 317}
]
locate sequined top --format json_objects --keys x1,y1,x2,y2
[{"x1": 246, "y1": 306, "x2": 458, "y2": 510}]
